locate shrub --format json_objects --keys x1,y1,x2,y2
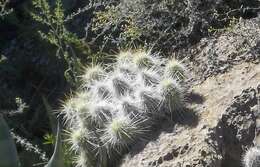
[
  {"x1": 31, "y1": 0, "x2": 91, "y2": 86},
  {"x1": 90, "y1": 0, "x2": 260, "y2": 55}
]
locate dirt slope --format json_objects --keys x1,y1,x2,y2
[
  {"x1": 120, "y1": 62, "x2": 259, "y2": 167},
  {"x1": 193, "y1": 62, "x2": 260, "y2": 128},
  {"x1": 120, "y1": 16, "x2": 260, "y2": 167}
]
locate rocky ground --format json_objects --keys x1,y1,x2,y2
[{"x1": 119, "y1": 16, "x2": 260, "y2": 167}]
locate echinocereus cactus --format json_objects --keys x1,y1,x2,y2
[
  {"x1": 164, "y1": 58, "x2": 187, "y2": 81},
  {"x1": 101, "y1": 113, "x2": 148, "y2": 151},
  {"x1": 61, "y1": 49, "x2": 188, "y2": 167},
  {"x1": 81, "y1": 64, "x2": 106, "y2": 88},
  {"x1": 132, "y1": 50, "x2": 154, "y2": 69},
  {"x1": 243, "y1": 146, "x2": 260, "y2": 167},
  {"x1": 158, "y1": 78, "x2": 184, "y2": 113}
]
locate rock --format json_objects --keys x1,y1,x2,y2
[
  {"x1": 187, "y1": 16, "x2": 260, "y2": 81},
  {"x1": 86, "y1": 0, "x2": 260, "y2": 54},
  {"x1": 253, "y1": 85, "x2": 260, "y2": 146},
  {"x1": 120, "y1": 86, "x2": 260, "y2": 167},
  {"x1": 220, "y1": 88, "x2": 257, "y2": 166},
  {"x1": 120, "y1": 123, "x2": 223, "y2": 167}
]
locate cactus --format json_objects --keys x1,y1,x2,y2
[
  {"x1": 132, "y1": 50, "x2": 159, "y2": 69},
  {"x1": 110, "y1": 74, "x2": 132, "y2": 97},
  {"x1": 243, "y1": 146, "x2": 260, "y2": 167},
  {"x1": 101, "y1": 113, "x2": 147, "y2": 152},
  {"x1": 164, "y1": 58, "x2": 187, "y2": 81},
  {"x1": 136, "y1": 86, "x2": 161, "y2": 114},
  {"x1": 158, "y1": 78, "x2": 184, "y2": 113},
  {"x1": 81, "y1": 64, "x2": 106, "y2": 88},
  {"x1": 138, "y1": 68, "x2": 160, "y2": 85},
  {"x1": 61, "y1": 50, "x2": 188, "y2": 167},
  {"x1": 116, "y1": 50, "x2": 133, "y2": 63},
  {"x1": 90, "y1": 82, "x2": 111, "y2": 99}
]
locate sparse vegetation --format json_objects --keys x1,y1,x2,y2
[{"x1": 31, "y1": 0, "x2": 85, "y2": 86}]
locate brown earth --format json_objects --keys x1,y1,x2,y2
[{"x1": 120, "y1": 16, "x2": 260, "y2": 167}]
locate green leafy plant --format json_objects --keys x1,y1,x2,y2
[
  {"x1": 31, "y1": 0, "x2": 88, "y2": 86},
  {"x1": 92, "y1": 5, "x2": 142, "y2": 45},
  {"x1": 43, "y1": 133, "x2": 55, "y2": 145}
]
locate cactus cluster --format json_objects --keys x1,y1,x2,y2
[
  {"x1": 61, "y1": 50, "x2": 187, "y2": 167},
  {"x1": 243, "y1": 146, "x2": 260, "y2": 167}
]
